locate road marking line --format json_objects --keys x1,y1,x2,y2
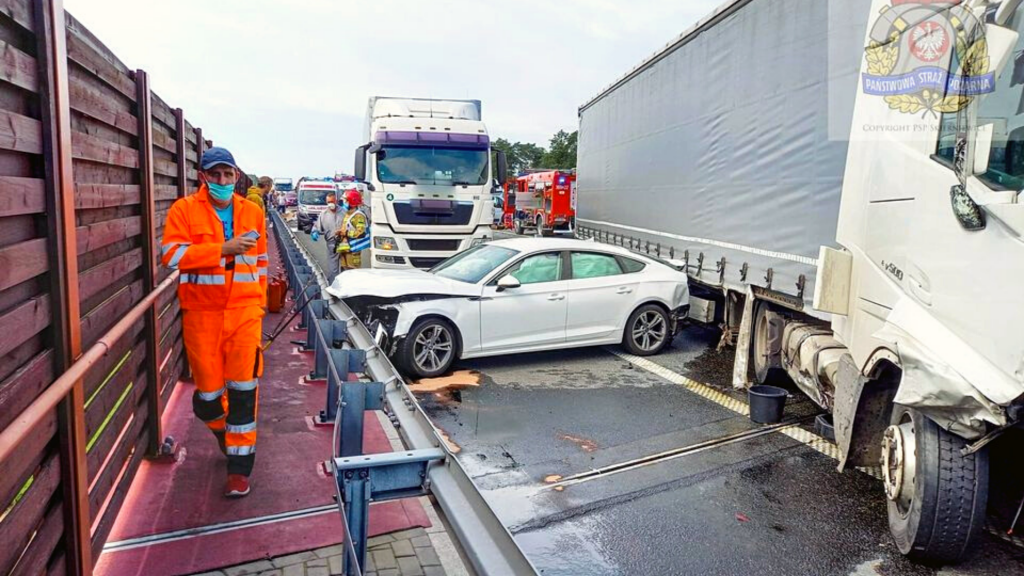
[
  {"x1": 607, "y1": 348, "x2": 882, "y2": 478},
  {"x1": 610, "y1": 349, "x2": 1024, "y2": 549},
  {"x1": 608, "y1": 349, "x2": 750, "y2": 416}
]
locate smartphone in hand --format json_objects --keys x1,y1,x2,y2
[{"x1": 242, "y1": 230, "x2": 260, "y2": 240}]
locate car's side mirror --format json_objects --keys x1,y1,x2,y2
[{"x1": 496, "y1": 275, "x2": 521, "y2": 291}]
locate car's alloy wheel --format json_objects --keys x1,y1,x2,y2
[
  {"x1": 623, "y1": 305, "x2": 670, "y2": 356},
  {"x1": 632, "y1": 310, "x2": 667, "y2": 352},
  {"x1": 401, "y1": 320, "x2": 456, "y2": 378}
]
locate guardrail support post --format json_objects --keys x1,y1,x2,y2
[
  {"x1": 304, "y1": 299, "x2": 327, "y2": 352},
  {"x1": 339, "y1": 379, "x2": 380, "y2": 457},
  {"x1": 311, "y1": 318, "x2": 346, "y2": 382},
  {"x1": 335, "y1": 448, "x2": 445, "y2": 575}
]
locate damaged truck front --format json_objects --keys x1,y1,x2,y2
[{"x1": 576, "y1": 0, "x2": 1024, "y2": 565}]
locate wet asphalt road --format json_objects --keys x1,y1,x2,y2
[{"x1": 295, "y1": 226, "x2": 1024, "y2": 576}]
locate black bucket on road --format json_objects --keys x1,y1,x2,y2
[{"x1": 748, "y1": 385, "x2": 787, "y2": 424}]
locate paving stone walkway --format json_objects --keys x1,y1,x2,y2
[{"x1": 191, "y1": 525, "x2": 445, "y2": 576}]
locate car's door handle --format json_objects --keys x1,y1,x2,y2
[
  {"x1": 547, "y1": 294, "x2": 565, "y2": 301},
  {"x1": 616, "y1": 287, "x2": 633, "y2": 294}
]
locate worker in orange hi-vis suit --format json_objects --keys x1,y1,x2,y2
[{"x1": 160, "y1": 146, "x2": 268, "y2": 498}]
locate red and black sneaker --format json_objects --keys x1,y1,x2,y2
[{"x1": 224, "y1": 474, "x2": 251, "y2": 498}]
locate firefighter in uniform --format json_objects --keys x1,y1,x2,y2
[
  {"x1": 160, "y1": 147, "x2": 268, "y2": 498},
  {"x1": 336, "y1": 189, "x2": 369, "y2": 271}
]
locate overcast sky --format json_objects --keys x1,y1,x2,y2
[{"x1": 63, "y1": 0, "x2": 721, "y2": 180}]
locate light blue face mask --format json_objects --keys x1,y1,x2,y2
[
  {"x1": 342, "y1": 201, "x2": 351, "y2": 211},
  {"x1": 208, "y1": 181, "x2": 235, "y2": 201}
]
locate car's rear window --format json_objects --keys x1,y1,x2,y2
[{"x1": 620, "y1": 258, "x2": 647, "y2": 273}]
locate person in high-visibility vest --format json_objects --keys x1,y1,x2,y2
[
  {"x1": 160, "y1": 147, "x2": 268, "y2": 498},
  {"x1": 336, "y1": 189, "x2": 369, "y2": 271},
  {"x1": 311, "y1": 191, "x2": 344, "y2": 282}
]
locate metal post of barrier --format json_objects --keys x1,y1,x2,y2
[
  {"x1": 338, "y1": 380, "x2": 381, "y2": 457},
  {"x1": 311, "y1": 318, "x2": 347, "y2": 382},
  {"x1": 318, "y1": 347, "x2": 367, "y2": 425},
  {"x1": 336, "y1": 449, "x2": 446, "y2": 575},
  {"x1": 303, "y1": 299, "x2": 328, "y2": 352}
]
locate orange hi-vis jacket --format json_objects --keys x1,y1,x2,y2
[{"x1": 161, "y1": 185, "x2": 268, "y2": 310}]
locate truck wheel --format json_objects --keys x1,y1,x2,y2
[
  {"x1": 622, "y1": 304, "x2": 670, "y2": 356},
  {"x1": 882, "y1": 405, "x2": 988, "y2": 564},
  {"x1": 397, "y1": 318, "x2": 458, "y2": 379},
  {"x1": 513, "y1": 219, "x2": 524, "y2": 235},
  {"x1": 534, "y1": 216, "x2": 545, "y2": 237},
  {"x1": 751, "y1": 301, "x2": 787, "y2": 385}
]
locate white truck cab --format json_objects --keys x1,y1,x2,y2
[{"x1": 354, "y1": 97, "x2": 507, "y2": 269}]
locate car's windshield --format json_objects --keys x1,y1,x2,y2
[
  {"x1": 377, "y1": 145, "x2": 488, "y2": 186},
  {"x1": 431, "y1": 245, "x2": 517, "y2": 283},
  {"x1": 299, "y1": 189, "x2": 331, "y2": 205}
]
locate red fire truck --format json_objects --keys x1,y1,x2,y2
[{"x1": 510, "y1": 170, "x2": 576, "y2": 236}]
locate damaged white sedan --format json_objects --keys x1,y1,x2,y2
[{"x1": 325, "y1": 238, "x2": 690, "y2": 378}]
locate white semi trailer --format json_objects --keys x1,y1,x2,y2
[
  {"x1": 577, "y1": 0, "x2": 1024, "y2": 564},
  {"x1": 354, "y1": 97, "x2": 506, "y2": 269}
]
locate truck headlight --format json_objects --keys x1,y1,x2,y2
[{"x1": 374, "y1": 236, "x2": 398, "y2": 251}]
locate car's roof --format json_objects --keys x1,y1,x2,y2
[{"x1": 488, "y1": 237, "x2": 639, "y2": 258}]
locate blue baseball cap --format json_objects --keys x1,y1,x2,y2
[{"x1": 199, "y1": 146, "x2": 238, "y2": 170}]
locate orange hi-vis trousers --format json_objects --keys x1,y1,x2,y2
[{"x1": 182, "y1": 305, "x2": 264, "y2": 476}]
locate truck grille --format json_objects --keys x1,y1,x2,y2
[
  {"x1": 409, "y1": 257, "x2": 445, "y2": 269},
  {"x1": 407, "y1": 239, "x2": 461, "y2": 252},
  {"x1": 393, "y1": 201, "x2": 474, "y2": 226}
]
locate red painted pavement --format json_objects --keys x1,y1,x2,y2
[{"x1": 95, "y1": 221, "x2": 429, "y2": 576}]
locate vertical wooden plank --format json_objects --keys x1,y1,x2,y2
[
  {"x1": 174, "y1": 108, "x2": 186, "y2": 198},
  {"x1": 135, "y1": 69, "x2": 161, "y2": 457},
  {"x1": 34, "y1": 0, "x2": 90, "y2": 573},
  {"x1": 195, "y1": 126, "x2": 203, "y2": 164}
]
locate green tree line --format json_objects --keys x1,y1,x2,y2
[{"x1": 492, "y1": 130, "x2": 577, "y2": 178}]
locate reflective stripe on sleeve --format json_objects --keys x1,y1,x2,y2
[
  {"x1": 162, "y1": 242, "x2": 191, "y2": 257},
  {"x1": 233, "y1": 271, "x2": 260, "y2": 283},
  {"x1": 197, "y1": 387, "x2": 225, "y2": 401},
  {"x1": 259, "y1": 268, "x2": 268, "y2": 278},
  {"x1": 168, "y1": 245, "x2": 189, "y2": 269},
  {"x1": 227, "y1": 379, "x2": 258, "y2": 391},
  {"x1": 226, "y1": 421, "x2": 257, "y2": 434},
  {"x1": 257, "y1": 253, "x2": 269, "y2": 263}
]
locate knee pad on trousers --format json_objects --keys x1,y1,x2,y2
[
  {"x1": 226, "y1": 388, "x2": 257, "y2": 425},
  {"x1": 192, "y1": 391, "x2": 225, "y2": 423}
]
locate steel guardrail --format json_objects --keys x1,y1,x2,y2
[{"x1": 270, "y1": 209, "x2": 537, "y2": 575}]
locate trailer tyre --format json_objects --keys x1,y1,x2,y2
[
  {"x1": 883, "y1": 405, "x2": 988, "y2": 565},
  {"x1": 751, "y1": 301, "x2": 787, "y2": 385},
  {"x1": 622, "y1": 304, "x2": 670, "y2": 356}
]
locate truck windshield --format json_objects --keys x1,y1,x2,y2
[
  {"x1": 936, "y1": 10, "x2": 1024, "y2": 191},
  {"x1": 377, "y1": 145, "x2": 488, "y2": 186},
  {"x1": 299, "y1": 189, "x2": 331, "y2": 205},
  {"x1": 430, "y1": 245, "x2": 517, "y2": 283}
]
